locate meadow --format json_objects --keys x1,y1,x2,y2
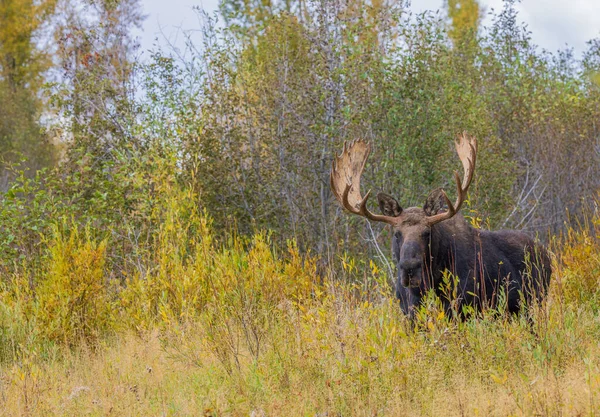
[
  {"x1": 0, "y1": 0, "x2": 599, "y2": 415},
  {"x1": 1, "y1": 205, "x2": 599, "y2": 416}
]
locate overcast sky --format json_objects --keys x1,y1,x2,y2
[{"x1": 134, "y1": 0, "x2": 600, "y2": 58}]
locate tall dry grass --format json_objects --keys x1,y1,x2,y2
[{"x1": 0, "y1": 202, "x2": 599, "y2": 415}]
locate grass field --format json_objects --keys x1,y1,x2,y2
[{"x1": 1, "y1": 214, "x2": 599, "y2": 416}]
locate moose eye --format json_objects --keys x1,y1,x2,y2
[{"x1": 422, "y1": 230, "x2": 431, "y2": 239}]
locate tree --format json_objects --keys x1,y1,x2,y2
[
  {"x1": 0, "y1": 0, "x2": 56, "y2": 89},
  {"x1": 53, "y1": 0, "x2": 144, "y2": 155},
  {"x1": 446, "y1": 0, "x2": 481, "y2": 45},
  {"x1": 0, "y1": 0, "x2": 58, "y2": 177},
  {"x1": 220, "y1": 0, "x2": 304, "y2": 36}
]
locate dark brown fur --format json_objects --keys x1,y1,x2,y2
[{"x1": 379, "y1": 192, "x2": 552, "y2": 318}]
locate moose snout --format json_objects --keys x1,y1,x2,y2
[{"x1": 398, "y1": 258, "x2": 422, "y2": 288}]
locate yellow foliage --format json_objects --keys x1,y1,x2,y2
[
  {"x1": 2, "y1": 191, "x2": 600, "y2": 415},
  {"x1": 555, "y1": 218, "x2": 600, "y2": 304},
  {"x1": 446, "y1": 0, "x2": 481, "y2": 45},
  {"x1": 118, "y1": 184, "x2": 319, "y2": 331},
  {"x1": 36, "y1": 225, "x2": 114, "y2": 344},
  {"x1": 2, "y1": 224, "x2": 115, "y2": 347}
]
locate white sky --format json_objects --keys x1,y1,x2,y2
[{"x1": 134, "y1": 0, "x2": 600, "y2": 58}]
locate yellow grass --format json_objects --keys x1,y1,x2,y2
[
  {"x1": 2, "y1": 299, "x2": 600, "y2": 416},
  {"x1": 1, "y1": 210, "x2": 599, "y2": 416}
]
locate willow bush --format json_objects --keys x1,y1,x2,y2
[{"x1": 0, "y1": 0, "x2": 598, "y2": 359}]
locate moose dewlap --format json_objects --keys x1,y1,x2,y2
[{"x1": 330, "y1": 133, "x2": 551, "y2": 317}]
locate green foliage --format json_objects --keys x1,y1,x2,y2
[
  {"x1": 3, "y1": 0, "x2": 594, "y2": 268},
  {"x1": 0, "y1": 0, "x2": 57, "y2": 173},
  {"x1": 118, "y1": 0, "x2": 597, "y2": 265},
  {"x1": 0, "y1": 0, "x2": 599, "y2": 412},
  {"x1": 0, "y1": 0, "x2": 56, "y2": 88}
]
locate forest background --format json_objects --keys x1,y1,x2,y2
[{"x1": 0, "y1": 0, "x2": 600, "y2": 415}]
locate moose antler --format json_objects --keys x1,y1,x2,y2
[
  {"x1": 425, "y1": 132, "x2": 477, "y2": 226},
  {"x1": 330, "y1": 139, "x2": 402, "y2": 225},
  {"x1": 330, "y1": 133, "x2": 477, "y2": 227}
]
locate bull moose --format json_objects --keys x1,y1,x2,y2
[{"x1": 330, "y1": 133, "x2": 551, "y2": 318}]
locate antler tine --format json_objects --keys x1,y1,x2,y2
[
  {"x1": 330, "y1": 139, "x2": 401, "y2": 225},
  {"x1": 426, "y1": 133, "x2": 478, "y2": 226}
]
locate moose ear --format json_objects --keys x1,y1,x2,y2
[
  {"x1": 423, "y1": 188, "x2": 447, "y2": 216},
  {"x1": 377, "y1": 193, "x2": 402, "y2": 217}
]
